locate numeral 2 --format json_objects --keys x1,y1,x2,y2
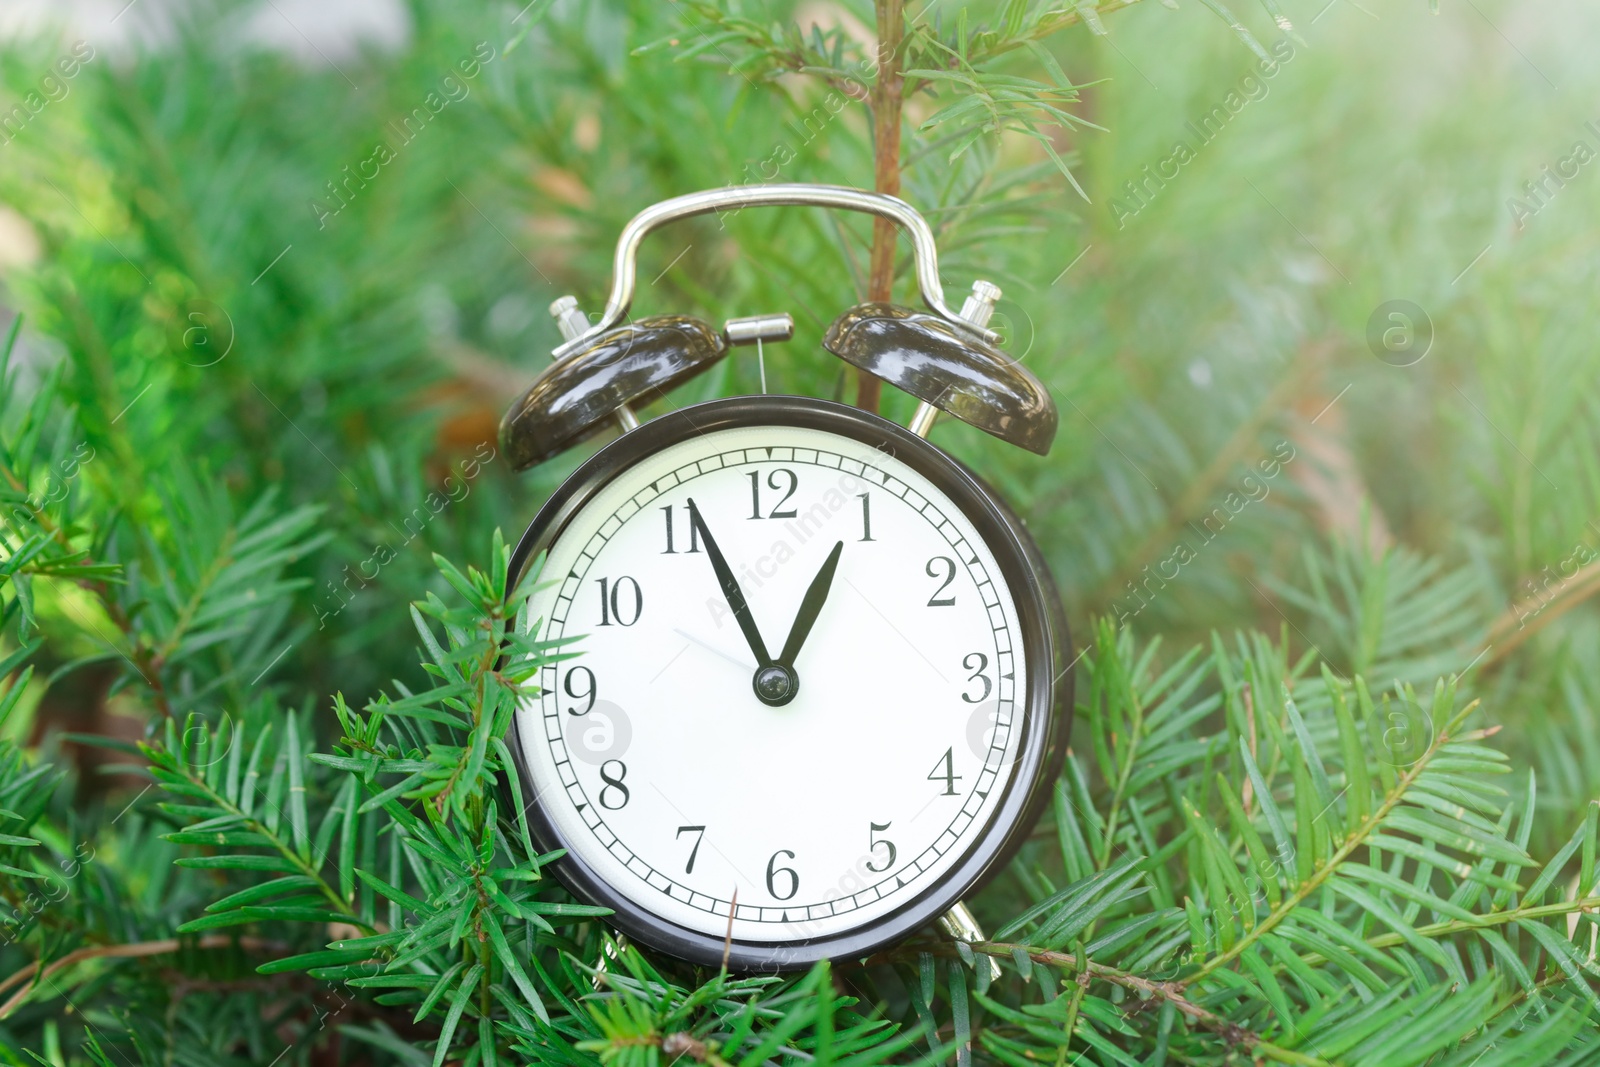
[
  {"x1": 596, "y1": 576, "x2": 643, "y2": 626},
  {"x1": 749, "y1": 469, "x2": 798, "y2": 519},
  {"x1": 926, "y1": 556, "x2": 957, "y2": 606}
]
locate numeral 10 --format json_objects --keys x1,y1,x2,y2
[{"x1": 595, "y1": 576, "x2": 643, "y2": 626}]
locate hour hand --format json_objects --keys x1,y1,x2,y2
[
  {"x1": 686, "y1": 499, "x2": 772, "y2": 668},
  {"x1": 778, "y1": 541, "x2": 844, "y2": 668}
]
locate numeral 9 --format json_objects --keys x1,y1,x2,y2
[{"x1": 563, "y1": 666, "x2": 596, "y2": 716}]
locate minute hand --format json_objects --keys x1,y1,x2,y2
[
  {"x1": 686, "y1": 499, "x2": 772, "y2": 667},
  {"x1": 777, "y1": 541, "x2": 844, "y2": 667}
]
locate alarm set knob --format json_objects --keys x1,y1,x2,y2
[
  {"x1": 959, "y1": 279, "x2": 1003, "y2": 329},
  {"x1": 723, "y1": 313, "x2": 795, "y2": 346}
]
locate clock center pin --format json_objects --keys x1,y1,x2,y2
[{"x1": 752, "y1": 663, "x2": 798, "y2": 706}]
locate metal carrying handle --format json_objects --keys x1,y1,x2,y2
[{"x1": 550, "y1": 184, "x2": 998, "y2": 359}]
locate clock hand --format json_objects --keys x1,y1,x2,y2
[
  {"x1": 672, "y1": 627, "x2": 753, "y2": 672},
  {"x1": 777, "y1": 540, "x2": 844, "y2": 668},
  {"x1": 685, "y1": 499, "x2": 773, "y2": 668}
]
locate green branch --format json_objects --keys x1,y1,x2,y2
[
  {"x1": 1189, "y1": 702, "x2": 1475, "y2": 981},
  {"x1": 164, "y1": 756, "x2": 373, "y2": 933},
  {"x1": 969, "y1": 942, "x2": 1333, "y2": 1066}
]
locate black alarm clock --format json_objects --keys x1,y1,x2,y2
[{"x1": 500, "y1": 184, "x2": 1072, "y2": 972}]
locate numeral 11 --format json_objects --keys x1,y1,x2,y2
[{"x1": 660, "y1": 505, "x2": 702, "y2": 554}]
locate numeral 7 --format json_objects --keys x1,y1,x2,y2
[{"x1": 676, "y1": 825, "x2": 706, "y2": 874}]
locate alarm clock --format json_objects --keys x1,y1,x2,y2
[{"x1": 500, "y1": 184, "x2": 1072, "y2": 972}]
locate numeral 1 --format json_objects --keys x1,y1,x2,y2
[{"x1": 857, "y1": 493, "x2": 875, "y2": 541}]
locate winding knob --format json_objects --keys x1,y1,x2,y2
[{"x1": 958, "y1": 280, "x2": 1002, "y2": 331}]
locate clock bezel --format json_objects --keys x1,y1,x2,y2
[{"x1": 504, "y1": 395, "x2": 1070, "y2": 972}]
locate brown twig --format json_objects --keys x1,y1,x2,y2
[
  {"x1": 1481, "y1": 557, "x2": 1600, "y2": 667},
  {"x1": 857, "y1": 0, "x2": 906, "y2": 415},
  {"x1": 957, "y1": 942, "x2": 1330, "y2": 1066},
  {"x1": 0, "y1": 934, "x2": 282, "y2": 1017}
]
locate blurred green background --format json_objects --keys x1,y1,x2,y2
[
  {"x1": 3, "y1": 1, "x2": 1600, "y2": 1061},
  {"x1": 0, "y1": 0, "x2": 1596, "y2": 890}
]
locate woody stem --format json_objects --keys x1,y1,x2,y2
[{"x1": 858, "y1": 0, "x2": 906, "y2": 415}]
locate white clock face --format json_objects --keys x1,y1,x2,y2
[{"x1": 517, "y1": 422, "x2": 1028, "y2": 943}]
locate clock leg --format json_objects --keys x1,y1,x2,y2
[{"x1": 938, "y1": 902, "x2": 1002, "y2": 981}]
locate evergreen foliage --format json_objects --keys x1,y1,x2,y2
[{"x1": 0, "y1": 0, "x2": 1596, "y2": 1063}]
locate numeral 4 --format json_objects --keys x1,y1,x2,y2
[{"x1": 927, "y1": 748, "x2": 962, "y2": 796}]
